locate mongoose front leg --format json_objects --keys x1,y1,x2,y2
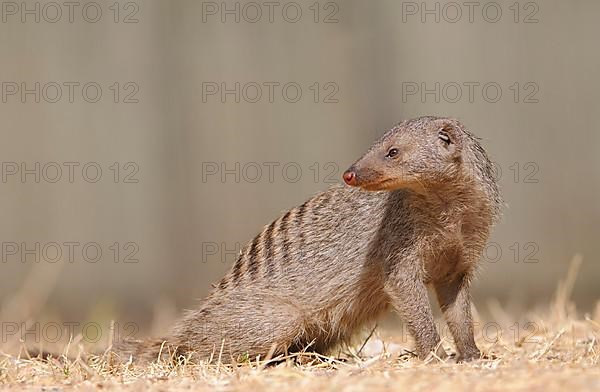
[
  {"x1": 434, "y1": 274, "x2": 481, "y2": 362},
  {"x1": 385, "y1": 270, "x2": 446, "y2": 360}
]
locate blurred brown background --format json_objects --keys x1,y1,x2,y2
[{"x1": 0, "y1": 0, "x2": 598, "y2": 338}]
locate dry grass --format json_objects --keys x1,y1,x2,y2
[{"x1": 1, "y1": 257, "x2": 599, "y2": 391}]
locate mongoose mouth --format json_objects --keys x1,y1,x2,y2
[
  {"x1": 346, "y1": 174, "x2": 425, "y2": 193},
  {"x1": 358, "y1": 178, "x2": 404, "y2": 191}
]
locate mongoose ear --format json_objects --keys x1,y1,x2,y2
[{"x1": 435, "y1": 118, "x2": 463, "y2": 145}]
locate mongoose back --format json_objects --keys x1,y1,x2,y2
[{"x1": 116, "y1": 116, "x2": 501, "y2": 363}]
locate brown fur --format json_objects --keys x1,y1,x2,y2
[{"x1": 114, "y1": 116, "x2": 501, "y2": 364}]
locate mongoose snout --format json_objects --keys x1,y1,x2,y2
[
  {"x1": 342, "y1": 170, "x2": 356, "y2": 185},
  {"x1": 114, "y1": 115, "x2": 501, "y2": 365}
]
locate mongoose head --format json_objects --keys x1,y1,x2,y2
[{"x1": 343, "y1": 116, "x2": 485, "y2": 192}]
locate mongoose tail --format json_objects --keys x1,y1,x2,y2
[{"x1": 112, "y1": 337, "x2": 180, "y2": 363}]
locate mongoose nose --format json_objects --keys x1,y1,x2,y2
[{"x1": 343, "y1": 171, "x2": 356, "y2": 185}]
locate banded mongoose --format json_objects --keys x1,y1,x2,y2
[{"x1": 117, "y1": 116, "x2": 501, "y2": 363}]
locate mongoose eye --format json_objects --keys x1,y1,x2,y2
[
  {"x1": 386, "y1": 148, "x2": 399, "y2": 158},
  {"x1": 438, "y1": 130, "x2": 452, "y2": 145}
]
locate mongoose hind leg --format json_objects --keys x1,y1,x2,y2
[{"x1": 170, "y1": 292, "x2": 315, "y2": 363}]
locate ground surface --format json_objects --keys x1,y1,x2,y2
[
  {"x1": 2, "y1": 261, "x2": 599, "y2": 391},
  {"x1": 2, "y1": 306, "x2": 599, "y2": 391}
]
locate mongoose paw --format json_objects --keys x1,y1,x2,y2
[
  {"x1": 480, "y1": 352, "x2": 498, "y2": 360},
  {"x1": 455, "y1": 350, "x2": 482, "y2": 363}
]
